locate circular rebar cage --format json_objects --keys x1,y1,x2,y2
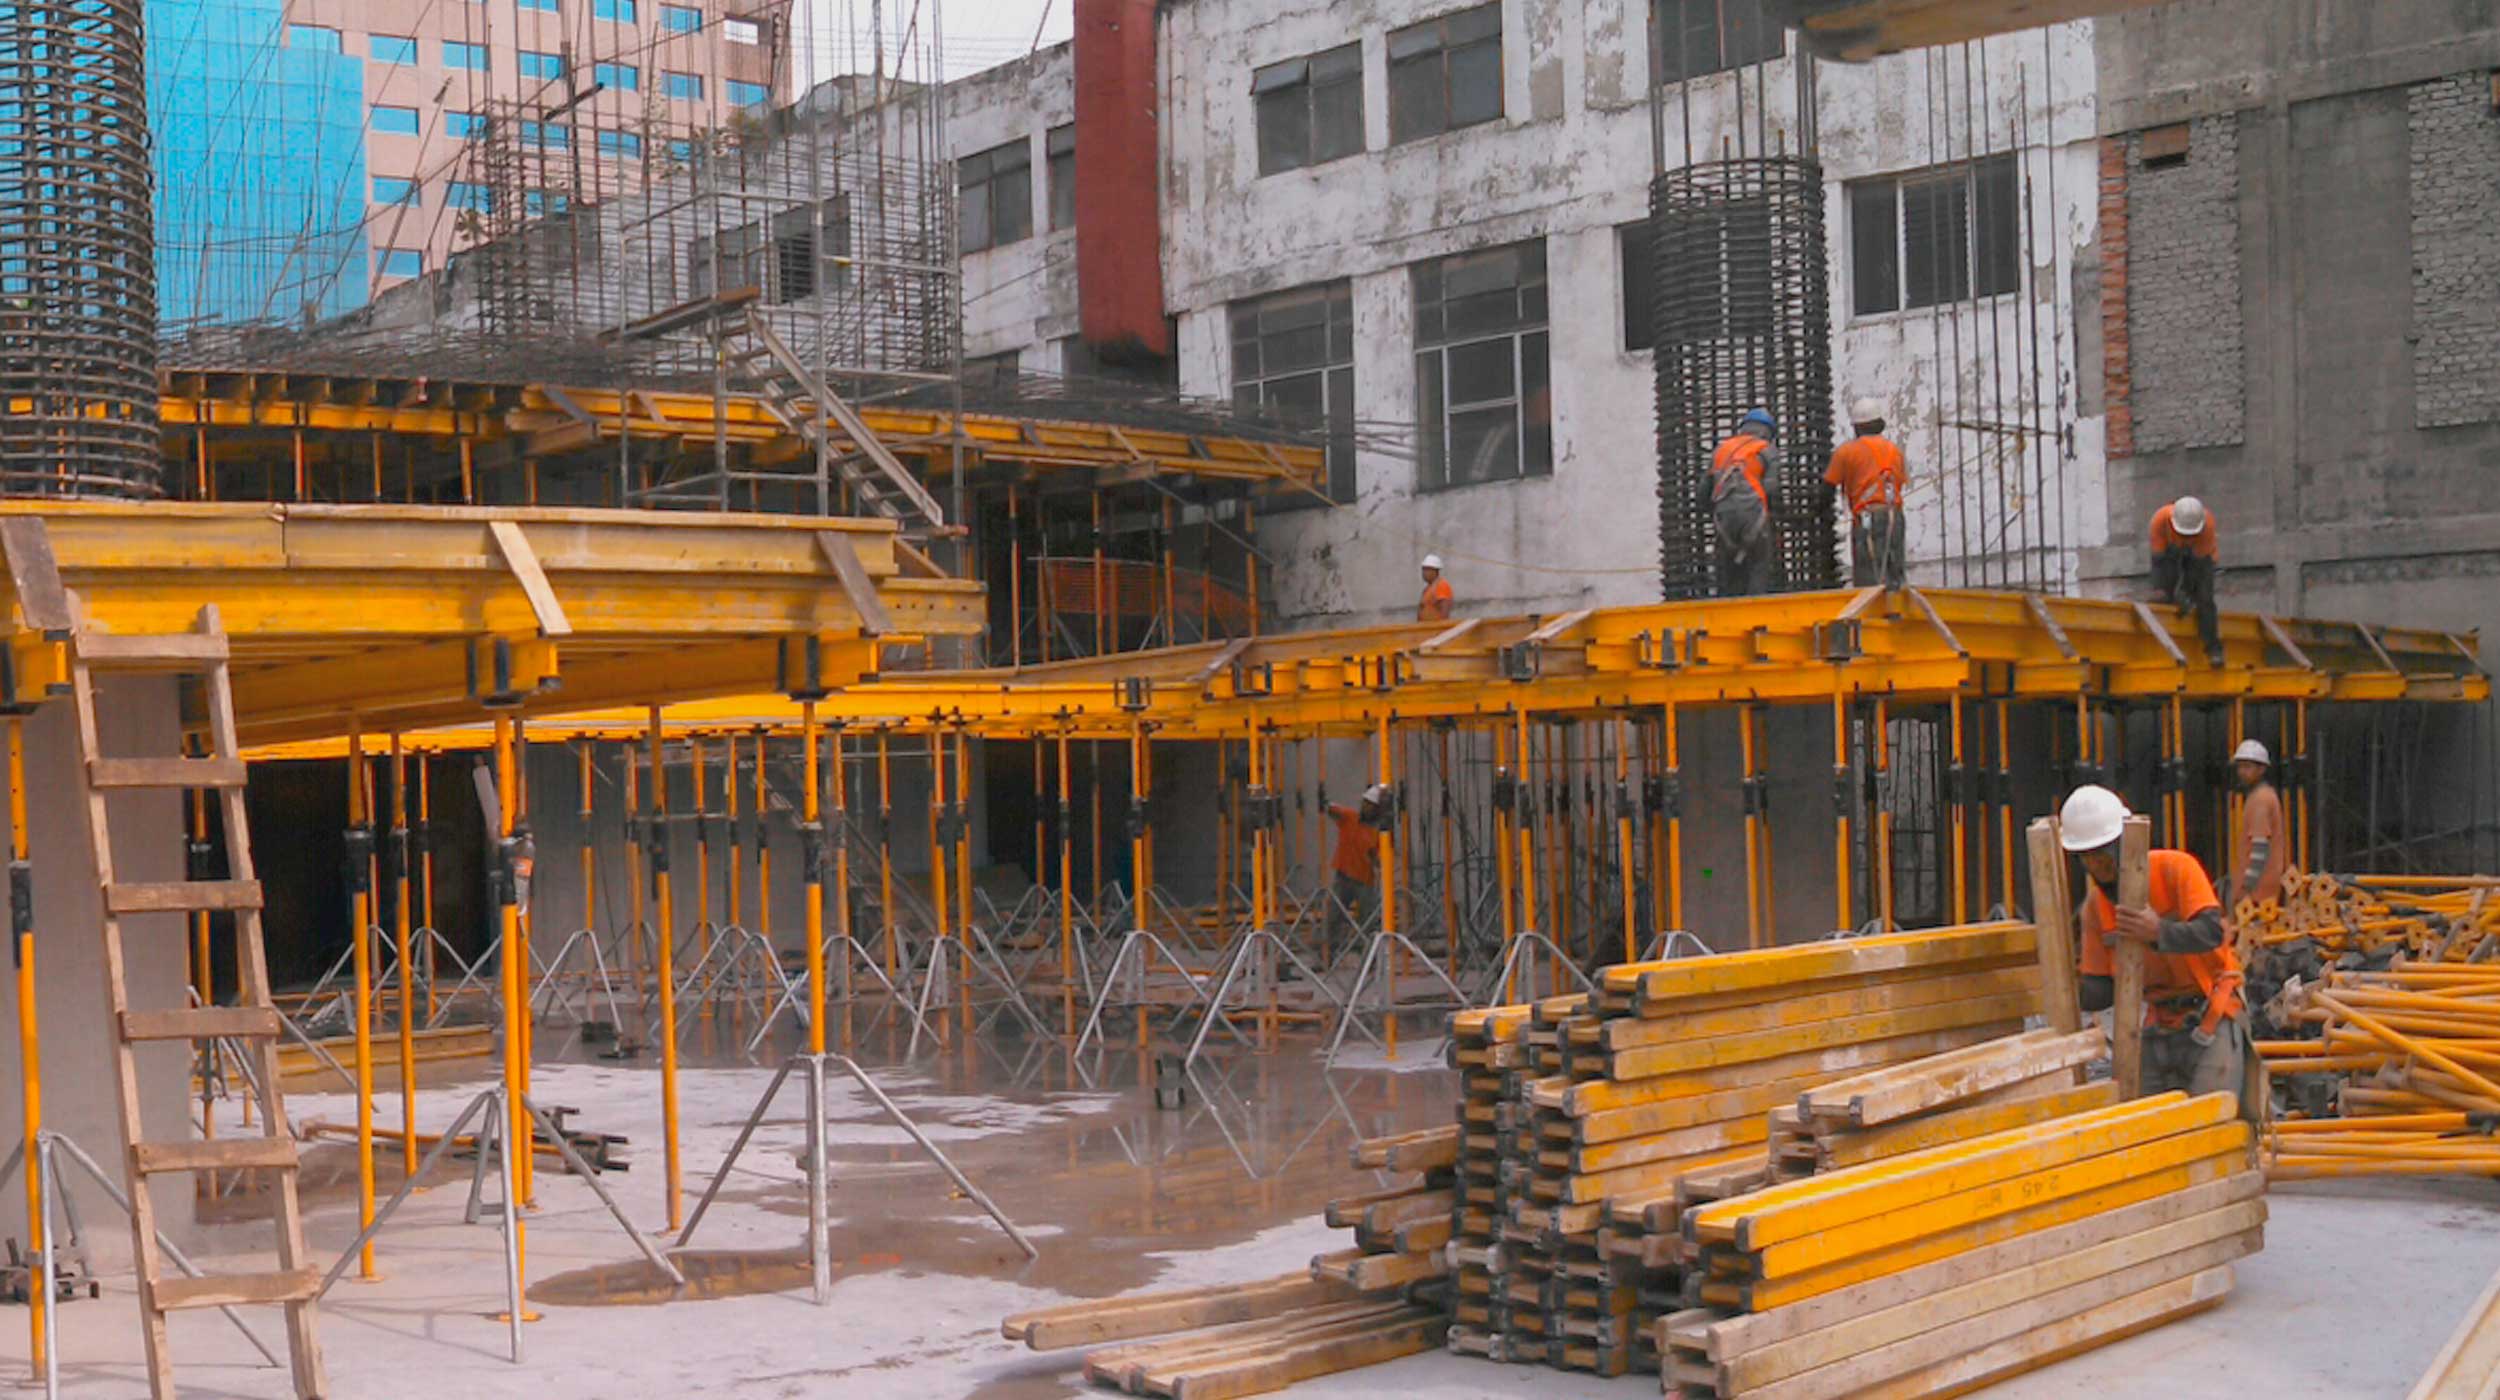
[
  {"x1": 1651, "y1": 157, "x2": 1834, "y2": 600},
  {"x1": 0, "y1": 0, "x2": 161, "y2": 498}
]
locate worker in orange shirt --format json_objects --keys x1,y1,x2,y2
[
  {"x1": 1324, "y1": 785, "x2": 1386, "y2": 945},
  {"x1": 2150, "y1": 495, "x2": 2222, "y2": 666},
  {"x1": 2058, "y1": 785, "x2": 2248, "y2": 1103},
  {"x1": 1711, "y1": 408, "x2": 1781, "y2": 597},
  {"x1": 1417, "y1": 554, "x2": 1454, "y2": 622},
  {"x1": 2227, "y1": 739, "x2": 2287, "y2": 913},
  {"x1": 1824, "y1": 397, "x2": 1907, "y2": 589}
]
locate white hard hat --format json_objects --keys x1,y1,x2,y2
[
  {"x1": 2233, "y1": 739, "x2": 2271, "y2": 767},
  {"x1": 2171, "y1": 496, "x2": 2208, "y2": 536},
  {"x1": 1850, "y1": 397, "x2": 1885, "y2": 426},
  {"x1": 2058, "y1": 785, "x2": 2130, "y2": 853},
  {"x1": 1362, "y1": 783, "x2": 1388, "y2": 805},
  {"x1": 1421, "y1": 554, "x2": 1443, "y2": 571}
]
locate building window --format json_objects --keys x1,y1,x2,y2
[
  {"x1": 519, "y1": 0, "x2": 559, "y2": 12},
  {"x1": 958, "y1": 138, "x2": 1033, "y2": 254},
  {"x1": 373, "y1": 177, "x2": 419, "y2": 206},
  {"x1": 443, "y1": 41, "x2": 490, "y2": 71},
  {"x1": 689, "y1": 195, "x2": 851, "y2": 305},
  {"x1": 380, "y1": 249, "x2": 425, "y2": 279},
  {"x1": 1231, "y1": 281, "x2": 1358, "y2": 505},
  {"x1": 287, "y1": 24, "x2": 341, "y2": 52},
  {"x1": 371, "y1": 34, "x2": 418, "y2": 64},
  {"x1": 665, "y1": 71, "x2": 704, "y2": 100},
  {"x1": 594, "y1": 0, "x2": 637, "y2": 19},
  {"x1": 519, "y1": 50, "x2": 565, "y2": 81},
  {"x1": 726, "y1": 79, "x2": 769, "y2": 107},
  {"x1": 1388, "y1": 4, "x2": 1503, "y2": 146},
  {"x1": 1045, "y1": 124, "x2": 1076, "y2": 231},
  {"x1": 1618, "y1": 220, "x2": 1656, "y2": 352},
  {"x1": 1413, "y1": 239, "x2": 1551, "y2": 490},
  {"x1": 724, "y1": 17, "x2": 762, "y2": 44},
  {"x1": 447, "y1": 112, "x2": 487, "y2": 140},
  {"x1": 670, "y1": 138, "x2": 698, "y2": 164},
  {"x1": 448, "y1": 182, "x2": 494, "y2": 213},
  {"x1": 597, "y1": 129, "x2": 643, "y2": 158},
  {"x1": 1848, "y1": 153, "x2": 2020, "y2": 316},
  {"x1": 1253, "y1": 42, "x2": 1363, "y2": 176},
  {"x1": 1653, "y1": 0, "x2": 1783, "y2": 84},
  {"x1": 522, "y1": 120, "x2": 570, "y2": 149},
  {"x1": 663, "y1": 4, "x2": 703, "y2": 33},
  {"x1": 371, "y1": 105, "x2": 421, "y2": 136},
  {"x1": 965, "y1": 350, "x2": 1021, "y2": 393},
  {"x1": 596, "y1": 62, "x2": 640, "y2": 91},
  {"x1": 525, "y1": 191, "x2": 571, "y2": 217}
]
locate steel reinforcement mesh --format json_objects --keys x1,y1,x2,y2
[
  {"x1": 1651, "y1": 157, "x2": 1836, "y2": 599},
  {"x1": 0, "y1": 0, "x2": 161, "y2": 498}
]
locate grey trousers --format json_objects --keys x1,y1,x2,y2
[{"x1": 2142, "y1": 1015, "x2": 2247, "y2": 1101}]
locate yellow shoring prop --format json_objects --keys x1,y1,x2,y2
[
  {"x1": 831, "y1": 725, "x2": 855, "y2": 1053},
  {"x1": 347, "y1": 721, "x2": 377, "y2": 1279},
  {"x1": 1833, "y1": 682, "x2": 1852, "y2": 934},
  {"x1": 802, "y1": 704, "x2": 826, "y2": 1057},
  {"x1": 955, "y1": 726, "x2": 975, "y2": 1050},
  {"x1": 396, "y1": 736, "x2": 418, "y2": 1175},
  {"x1": 1875, "y1": 699, "x2": 1894, "y2": 932},
  {"x1": 878, "y1": 731, "x2": 898, "y2": 982},
  {"x1": 696, "y1": 734, "x2": 715, "y2": 1038},
  {"x1": 1057, "y1": 731, "x2": 1075, "y2": 1038},
  {"x1": 1949, "y1": 698, "x2": 1969, "y2": 925},
  {"x1": 1617, "y1": 714, "x2": 1637, "y2": 965},
  {"x1": 10, "y1": 714, "x2": 46, "y2": 1373},
  {"x1": 1495, "y1": 718, "x2": 1518, "y2": 1003},
  {"x1": 1667, "y1": 699, "x2": 1685, "y2": 936},
  {"x1": 1444, "y1": 724, "x2": 1464, "y2": 985},
  {"x1": 1742, "y1": 706, "x2": 1764, "y2": 951},
  {"x1": 1378, "y1": 712, "x2": 1400, "y2": 1059},
  {"x1": 929, "y1": 727, "x2": 952, "y2": 1047},
  {"x1": 493, "y1": 712, "x2": 529, "y2": 1290},
  {"x1": 645, "y1": 707, "x2": 682, "y2": 1230}
]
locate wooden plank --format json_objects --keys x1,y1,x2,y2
[
  {"x1": 2410, "y1": 1254, "x2": 2500, "y2": 1400},
  {"x1": 1607, "y1": 992, "x2": 2038, "y2": 1081},
  {"x1": 1623, "y1": 957, "x2": 2033, "y2": 1020},
  {"x1": 2027, "y1": 817, "x2": 2085, "y2": 1035},
  {"x1": 1524, "y1": 608, "x2": 1594, "y2": 645},
  {"x1": 2260, "y1": 614, "x2": 2317, "y2": 671},
  {"x1": 1084, "y1": 1299, "x2": 1408, "y2": 1390},
  {"x1": 1748, "y1": 1263, "x2": 2238, "y2": 1400},
  {"x1": 1805, "y1": 1027, "x2": 2104, "y2": 1128},
  {"x1": 1720, "y1": 1208, "x2": 2263, "y2": 1391},
  {"x1": 1186, "y1": 636, "x2": 1255, "y2": 686},
  {"x1": 1597, "y1": 966, "x2": 2040, "y2": 1053},
  {"x1": 1358, "y1": 1189, "x2": 1452, "y2": 1236},
  {"x1": 489, "y1": 520, "x2": 575, "y2": 637},
  {"x1": 1818, "y1": 1081, "x2": 2121, "y2": 1169},
  {"x1": 1678, "y1": 1171, "x2": 2264, "y2": 1361},
  {"x1": 75, "y1": 632, "x2": 228, "y2": 668},
  {"x1": 132, "y1": 1137, "x2": 299, "y2": 1174},
  {"x1": 0, "y1": 517, "x2": 70, "y2": 633},
  {"x1": 815, "y1": 530, "x2": 894, "y2": 638},
  {"x1": 1165, "y1": 1310, "x2": 1444, "y2": 1400},
  {"x1": 1308, "y1": 1247, "x2": 1443, "y2": 1292},
  {"x1": 2115, "y1": 816, "x2": 2152, "y2": 1098},
  {"x1": 2132, "y1": 601, "x2": 2189, "y2": 667},
  {"x1": 1004, "y1": 1271, "x2": 1349, "y2": 1350},
  {"x1": 2024, "y1": 593, "x2": 2082, "y2": 660},
  {"x1": 1553, "y1": 1024, "x2": 2015, "y2": 1118},
  {"x1": 1413, "y1": 618, "x2": 1482, "y2": 654},
  {"x1": 89, "y1": 756, "x2": 250, "y2": 790},
  {"x1": 104, "y1": 880, "x2": 263, "y2": 915},
  {"x1": 122, "y1": 1006, "x2": 280, "y2": 1041},
  {"x1": 152, "y1": 1268, "x2": 323, "y2": 1313},
  {"x1": 1607, "y1": 922, "x2": 2033, "y2": 1004},
  {"x1": 1847, "y1": 1265, "x2": 2235, "y2": 1400}
]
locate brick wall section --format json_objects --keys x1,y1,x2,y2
[
  {"x1": 2099, "y1": 137, "x2": 2132, "y2": 459},
  {"x1": 2124, "y1": 115, "x2": 2246, "y2": 453},
  {"x1": 2410, "y1": 74, "x2": 2500, "y2": 429}
]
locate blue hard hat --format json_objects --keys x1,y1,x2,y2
[{"x1": 1740, "y1": 408, "x2": 1776, "y2": 434}]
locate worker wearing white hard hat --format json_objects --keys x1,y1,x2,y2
[
  {"x1": 1324, "y1": 785, "x2": 1389, "y2": 945},
  {"x1": 2150, "y1": 495, "x2": 2222, "y2": 666},
  {"x1": 2056, "y1": 785, "x2": 2249, "y2": 1105},
  {"x1": 2228, "y1": 739, "x2": 2288, "y2": 912},
  {"x1": 1824, "y1": 397, "x2": 1907, "y2": 589},
  {"x1": 1417, "y1": 554, "x2": 1453, "y2": 623}
]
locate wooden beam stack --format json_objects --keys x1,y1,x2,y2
[
  {"x1": 2410, "y1": 1255, "x2": 2500, "y2": 1400},
  {"x1": 1764, "y1": 1028, "x2": 2116, "y2": 1181},
  {"x1": 1662, "y1": 1091, "x2": 2263, "y2": 1398}
]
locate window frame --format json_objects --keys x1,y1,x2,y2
[
  {"x1": 1651, "y1": 0, "x2": 1785, "y2": 86},
  {"x1": 443, "y1": 40, "x2": 490, "y2": 71},
  {"x1": 597, "y1": 128, "x2": 644, "y2": 159},
  {"x1": 596, "y1": 61, "x2": 641, "y2": 91},
  {"x1": 1046, "y1": 123, "x2": 1076, "y2": 231},
  {"x1": 662, "y1": 4, "x2": 703, "y2": 33},
  {"x1": 372, "y1": 176, "x2": 420, "y2": 207},
  {"x1": 1847, "y1": 152, "x2": 2021, "y2": 317},
  {"x1": 370, "y1": 105, "x2": 421, "y2": 137},
  {"x1": 1617, "y1": 220, "x2": 1657, "y2": 353},
  {"x1": 286, "y1": 23, "x2": 342, "y2": 52},
  {"x1": 957, "y1": 137, "x2": 1035, "y2": 255},
  {"x1": 1230, "y1": 279, "x2": 1359, "y2": 506},
  {"x1": 1411, "y1": 238, "x2": 1553, "y2": 492},
  {"x1": 519, "y1": 50, "x2": 566, "y2": 81},
  {"x1": 1387, "y1": 3, "x2": 1505, "y2": 147},
  {"x1": 594, "y1": 0, "x2": 638, "y2": 20},
  {"x1": 723, "y1": 16, "x2": 762, "y2": 44},
  {"x1": 726, "y1": 78, "x2": 770, "y2": 108},
  {"x1": 664, "y1": 70, "x2": 704, "y2": 101},
  {"x1": 379, "y1": 249, "x2": 425, "y2": 279},
  {"x1": 371, "y1": 34, "x2": 418, "y2": 64},
  {"x1": 1252, "y1": 40, "x2": 1365, "y2": 176},
  {"x1": 518, "y1": 0, "x2": 560, "y2": 12},
  {"x1": 447, "y1": 182, "x2": 494, "y2": 213}
]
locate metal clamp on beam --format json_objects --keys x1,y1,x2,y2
[
  {"x1": 1116, "y1": 676, "x2": 1152, "y2": 712},
  {"x1": 2159, "y1": 756, "x2": 2188, "y2": 795},
  {"x1": 1229, "y1": 659, "x2": 1274, "y2": 697},
  {"x1": 1832, "y1": 766, "x2": 1855, "y2": 815},
  {"x1": 467, "y1": 637, "x2": 526, "y2": 709},
  {"x1": 1491, "y1": 768, "x2": 1518, "y2": 814},
  {"x1": 490, "y1": 834, "x2": 525, "y2": 907},
  {"x1": 1369, "y1": 788, "x2": 1401, "y2": 828},
  {"x1": 797, "y1": 821, "x2": 825, "y2": 884},
  {"x1": 1990, "y1": 766, "x2": 2012, "y2": 806},
  {"x1": 2070, "y1": 761, "x2": 2105, "y2": 789},
  {"x1": 1614, "y1": 779, "x2": 1638, "y2": 822},
  {"x1": 1814, "y1": 619, "x2": 1864, "y2": 662},
  {"x1": 1498, "y1": 643, "x2": 1542, "y2": 683},
  {"x1": 1742, "y1": 776, "x2": 1769, "y2": 818},
  {"x1": 753, "y1": 814, "x2": 771, "y2": 857},
  {"x1": 342, "y1": 823, "x2": 376, "y2": 896},
  {"x1": 697, "y1": 812, "x2": 716, "y2": 849},
  {"x1": 186, "y1": 836, "x2": 216, "y2": 883},
  {"x1": 644, "y1": 819, "x2": 670, "y2": 874},
  {"x1": 410, "y1": 819, "x2": 433, "y2": 860},
  {"x1": 777, "y1": 635, "x2": 833, "y2": 702},
  {"x1": 1243, "y1": 787, "x2": 1280, "y2": 832},
  {"x1": 1946, "y1": 763, "x2": 1973, "y2": 808},
  {"x1": 1633, "y1": 628, "x2": 1683, "y2": 670},
  {"x1": 2281, "y1": 752, "x2": 2312, "y2": 789},
  {"x1": 1650, "y1": 772, "x2": 1680, "y2": 821},
  {"x1": 1122, "y1": 797, "x2": 1147, "y2": 844},
  {"x1": 387, "y1": 823, "x2": 410, "y2": 887}
]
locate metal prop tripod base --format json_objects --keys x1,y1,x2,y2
[
  {"x1": 905, "y1": 929, "x2": 1058, "y2": 1060},
  {"x1": 744, "y1": 935, "x2": 933, "y2": 1057},
  {"x1": 1181, "y1": 928, "x2": 1347, "y2": 1073},
  {"x1": 0, "y1": 1132, "x2": 281, "y2": 1398},
  {"x1": 1323, "y1": 928, "x2": 1476, "y2": 1067},
  {"x1": 317, "y1": 1086, "x2": 683, "y2": 1364},
  {"x1": 1478, "y1": 928, "x2": 1596, "y2": 1009},
  {"x1": 1070, "y1": 928, "x2": 1239, "y2": 1062},
  {"x1": 677, "y1": 1053, "x2": 1036, "y2": 1305}
]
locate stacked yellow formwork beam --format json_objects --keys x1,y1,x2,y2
[
  {"x1": 1663, "y1": 1092, "x2": 2263, "y2": 1398},
  {"x1": 1764, "y1": 1028, "x2": 2116, "y2": 1181}
]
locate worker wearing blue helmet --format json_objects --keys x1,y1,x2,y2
[{"x1": 1710, "y1": 408, "x2": 1782, "y2": 596}]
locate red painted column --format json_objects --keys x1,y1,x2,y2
[{"x1": 1072, "y1": 0, "x2": 1172, "y2": 360}]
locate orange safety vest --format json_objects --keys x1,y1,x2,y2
[
  {"x1": 1824, "y1": 435, "x2": 1906, "y2": 514},
  {"x1": 1418, "y1": 577, "x2": 1454, "y2": 622},
  {"x1": 2150, "y1": 503, "x2": 2219, "y2": 560},
  {"x1": 1712, "y1": 434, "x2": 1771, "y2": 507},
  {"x1": 2081, "y1": 849, "x2": 2243, "y2": 1033}
]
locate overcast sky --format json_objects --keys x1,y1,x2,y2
[{"x1": 794, "y1": 0, "x2": 1075, "y2": 85}]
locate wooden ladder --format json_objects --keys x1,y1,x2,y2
[{"x1": 69, "y1": 605, "x2": 326, "y2": 1399}]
